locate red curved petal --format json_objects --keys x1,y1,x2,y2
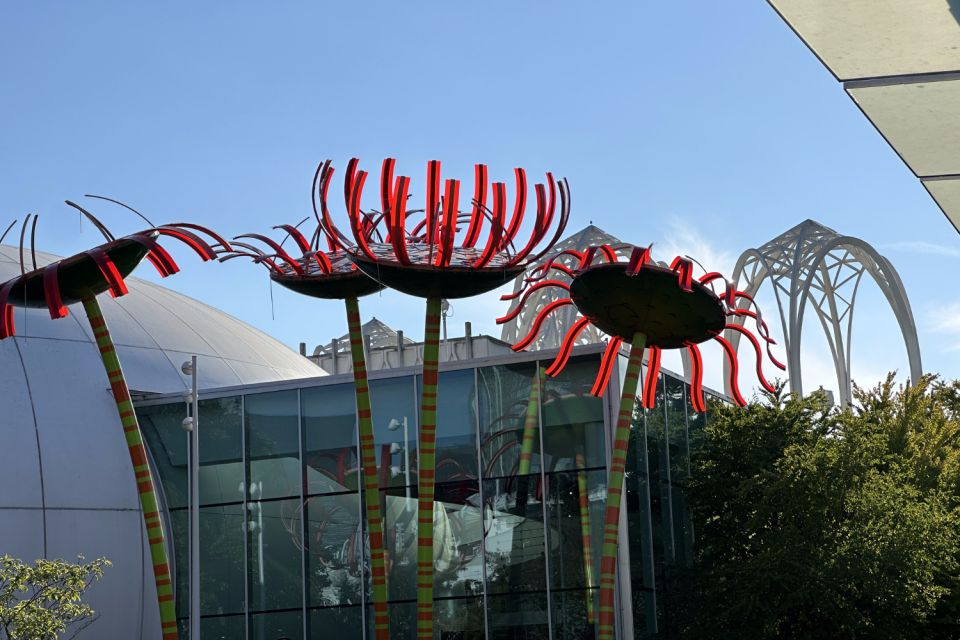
[
  {"x1": 473, "y1": 182, "x2": 506, "y2": 268},
  {"x1": 463, "y1": 163, "x2": 488, "y2": 249},
  {"x1": 512, "y1": 298, "x2": 573, "y2": 352},
  {"x1": 686, "y1": 344, "x2": 706, "y2": 412},
  {"x1": 390, "y1": 176, "x2": 412, "y2": 266},
  {"x1": 273, "y1": 224, "x2": 312, "y2": 255},
  {"x1": 545, "y1": 316, "x2": 591, "y2": 377},
  {"x1": 0, "y1": 280, "x2": 16, "y2": 339},
  {"x1": 496, "y1": 279, "x2": 571, "y2": 324},
  {"x1": 715, "y1": 335, "x2": 746, "y2": 406},
  {"x1": 436, "y1": 178, "x2": 460, "y2": 268},
  {"x1": 642, "y1": 346, "x2": 662, "y2": 409},
  {"x1": 590, "y1": 337, "x2": 622, "y2": 397},
  {"x1": 86, "y1": 247, "x2": 129, "y2": 298},
  {"x1": 43, "y1": 263, "x2": 68, "y2": 320},
  {"x1": 725, "y1": 324, "x2": 776, "y2": 392}
]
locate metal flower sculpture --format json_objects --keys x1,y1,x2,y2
[
  {"x1": 219, "y1": 218, "x2": 395, "y2": 638},
  {"x1": 501, "y1": 243, "x2": 785, "y2": 639},
  {"x1": 315, "y1": 157, "x2": 569, "y2": 638},
  {"x1": 0, "y1": 202, "x2": 229, "y2": 640}
]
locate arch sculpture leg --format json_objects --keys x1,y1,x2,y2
[
  {"x1": 598, "y1": 332, "x2": 646, "y2": 639},
  {"x1": 82, "y1": 296, "x2": 178, "y2": 640},
  {"x1": 344, "y1": 296, "x2": 390, "y2": 639}
]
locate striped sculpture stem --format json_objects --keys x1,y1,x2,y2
[
  {"x1": 82, "y1": 296, "x2": 178, "y2": 640},
  {"x1": 576, "y1": 452, "x2": 596, "y2": 624},
  {"x1": 416, "y1": 296, "x2": 443, "y2": 639},
  {"x1": 516, "y1": 365, "x2": 542, "y2": 476},
  {"x1": 344, "y1": 296, "x2": 390, "y2": 639},
  {"x1": 598, "y1": 331, "x2": 646, "y2": 639}
]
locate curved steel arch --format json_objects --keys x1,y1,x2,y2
[{"x1": 724, "y1": 220, "x2": 922, "y2": 406}]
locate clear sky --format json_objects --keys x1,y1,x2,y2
[{"x1": 3, "y1": 2, "x2": 959, "y2": 398}]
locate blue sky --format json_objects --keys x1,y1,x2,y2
[{"x1": 3, "y1": 2, "x2": 959, "y2": 397}]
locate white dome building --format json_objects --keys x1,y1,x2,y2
[{"x1": 0, "y1": 245, "x2": 321, "y2": 639}]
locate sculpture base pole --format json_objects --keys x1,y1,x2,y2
[
  {"x1": 82, "y1": 296, "x2": 178, "y2": 640},
  {"x1": 598, "y1": 331, "x2": 646, "y2": 640},
  {"x1": 345, "y1": 296, "x2": 390, "y2": 639},
  {"x1": 416, "y1": 296, "x2": 442, "y2": 639}
]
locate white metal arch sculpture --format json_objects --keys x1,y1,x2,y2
[{"x1": 725, "y1": 219, "x2": 922, "y2": 406}]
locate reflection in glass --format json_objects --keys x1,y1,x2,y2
[
  {"x1": 369, "y1": 376, "x2": 418, "y2": 488},
  {"x1": 248, "y1": 499, "x2": 303, "y2": 613},
  {"x1": 246, "y1": 390, "x2": 301, "y2": 501},
  {"x1": 542, "y1": 355, "x2": 606, "y2": 472},
  {"x1": 665, "y1": 376, "x2": 693, "y2": 567},
  {"x1": 551, "y1": 588, "x2": 599, "y2": 640},
  {"x1": 309, "y1": 605, "x2": 363, "y2": 639},
  {"x1": 545, "y1": 469, "x2": 605, "y2": 592},
  {"x1": 200, "y1": 504, "x2": 245, "y2": 615},
  {"x1": 434, "y1": 597, "x2": 486, "y2": 639},
  {"x1": 479, "y1": 363, "x2": 540, "y2": 479},
  {"x1": 433, "y1": 369, "x2": 479, "y2": 482},
  {"x1": 487, "y1": 592, "x2": 549, "y2": 639},
  {"x1": 250, "y1": 609, "x2": 303, "y2": 640},
  {"x1": 198, "y1": 397, "x2": 244, "y2": 506},
  {"x1": 138, "y1": 403, "x2": 188, "y2": 509},
  {"x1": 199, "y1": 614, "x2": 245, "y2": 640},
  {"x1": 483, "y1": 475, "x2": 548, "y2": 595},
  {"x1": 306, "y1": 493, "x2": 363, "y2": 607},
  {"x1": 302, "y1": 384, "x2": 359, "y2": 496}
]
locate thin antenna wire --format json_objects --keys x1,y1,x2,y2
[
  {"x1": 64, "y1": 201, "x2": 115, "y2": 242},
  {"x1": 84, "y1": 194, "x2": 156, "y2": 228}
]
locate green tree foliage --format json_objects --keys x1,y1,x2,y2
[
  {"x1": 0, "y1": 556, "x2": 110, "y2": 640},
  {"x1": 667, "y1": 375, "x2": 960, "y2": 640}
]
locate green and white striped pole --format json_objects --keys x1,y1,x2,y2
[
  {"x1": 597, "y1": 332, "x2": 646, "y2": 640},
  {"x1": 344, "y1": 296, "x2": 390, "y2": 639},
  {"x1": 416, "y1": 296, "x2": 443, "y2": 639},
  {"x1": 82, "y1": 296, "x2": 179, "y2": 640}
]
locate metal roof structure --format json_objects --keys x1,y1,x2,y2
[{"x1": 769, "y1": 0, "x2": 960, "y2": 232}]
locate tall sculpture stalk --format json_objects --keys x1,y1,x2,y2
[
  {"x1": 82, "y1": 296, "x2": 178, "y2": 640},
  {"x1": 415, "y1": 296, "x2": 442, "y2": 639},
  {"x1": 597, "y1": 331, "x2": 645, "y2": 640},
  {"x1": 344, "y1": 296, "x2": 390, "y2": 639}
]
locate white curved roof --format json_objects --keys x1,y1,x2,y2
[{"x1": 0, "y1": 244, "x2": 322, "y2": 639}]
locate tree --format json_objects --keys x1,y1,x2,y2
[
  {"x1": 0, "y1": 556, "x2": 110, "y2": 640},
  {"x1": 665, "y1": 376, "x2": 960, "y2": 640}
]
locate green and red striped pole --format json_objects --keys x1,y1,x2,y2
[
  {"x1": 576, "y1": 452, "x2": 596, "y2": 625},
  {"x1": 516, "y1": 365, "x2": 542, "y2": 476},
  {"x1": 82, "y1": 296, "x2": 178, "y2": 640},
  {"x1": 597, "y1": 332, "x2": 646, "y2": 639},
  {"x1": 416, "y1": 296, "x2": 443, "y2": 639},
  {"x1": 344, "y1": 296, "x2": 390, "y2": 639}
]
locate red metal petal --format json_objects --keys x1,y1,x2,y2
[
  {"x1": 463, "y1": 164, "x2": 488, "y2": 249},
  {"x1": 436, "y1": 179, "x2": 460, "y2": 268},
  {"x1": 501, "y1": 168, "x2": 527, "y2": 250},
  {"x1": 670, "y1": 256, "x2": 693, "y2": 292},
  {"x1": 0, "y1": 280, "x2": 16, "y2": 339},
  {"x1": 390, "y1": 176, "x2": 412, "y2": 266},
  {"x1": 725, "y1": 324, "x2": 776, "y2": 392},
  {"x1": 43, "y1": 263, "x2": 68, "y2": 320},
  {"x1": 590, "y1": 337, "x2": 622, "y2": 397},
  {"x1": 273, "y1": 224, "x2": 312, "y2": 255},
  {"x1": 715, "y1": 335, "x2": 747, "y2": 406},
  {"x1": 642, "y1": 346, "x2": 662, "y2": 409},
  {"x1": 686, "y1": 344, "x2": 706, "y2": 412},
  {"x1": 473, "y1": 182, "x2": 506, "y2": 268},
  {"x1": 496, "y1": 279, "x2": 571, "y2": 324},
  {"x1": 512, "y1": 298, "x2": 573, "y2": 352},
  {"x1": 546, "y1": 316, "x2": 591, "y2": 377},
  {"x1": 164, "y1": 223, "x2": 234, "y2": 253},
  {"x1": 425, "y1": 160, "x2": 441, "y2": 247},
  {"x1": 233, "y1": 233, "x2": 304, "y2": 274},
  {"x1": 157, "y1": 227, "x2": 218, "y2": 262},
  {"x1": 347, "y1": 170, "x2": 378, "y2": 263},
  {"x1": 87, "y1": 247, "x2": 129, "y2": 298}
]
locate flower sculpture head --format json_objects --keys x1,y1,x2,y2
[
  {"x1": 501, "y1": 243, "x2": 787, "y2": 409},
  {"x1": 314, "y1": 157, "x2": 571, "y2": 298},
  {"x1": 219, "y1": 216, "x2": 385, "y2": 300},
  {"x1": 0, "y1": 200, "x2": 231, "y2": 339}
]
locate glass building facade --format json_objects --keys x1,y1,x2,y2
[{"x1": 136, "y1": 346, "x2": 721, "y2": 639}]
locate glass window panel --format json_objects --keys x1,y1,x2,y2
[
  {"x1": 200, "y1": 504, "x2": 246, "y2": 615},
  {"x1": 642, "y1": 371, "x2": 674, "y2": 579},
  {"x1": 250, "y1": 609, "x2": 303, "y2": 640},
  {"x1": 248, "y1": 498, "x2": 303, "y2": 612},
  {"x1": 381, "y1": 485, "x2": 418, "y2": 602},
  {"x1": 200, "y1": 614, "x2": 245, "y2": 640},
  {"x1": 198, "y1": 396, "x2": 244, "y2": 506},
  {"x1": 302, "y1": 384, "x2": 359, "y2": 496},
  {"x1": 246, "y1": 390, "x2": 301, "y2": 501},
  {"x1": 434, "y1": 596, "x2": 486, "y2": 639},
  {"x1": 483, "y1": 475, "x2": 547, "y2": 595},
  {"x1": 169, "y1": 509, "x2": 188, "y2": 617},
  {"x1": 138, "y1": 403, "x2": 188, "y2": 509},
  {"x1": 664, "y1": 376, "x2": 689, "y2": 485},
  {"x1": 487, "y1": 592, "x2": 549, "y2": 640},
  {"x1": 625, "y1": 403, "x2": 658, "y2": 638},
  {"x1": 434, "y1": 481, "x2": 484, "y2": 599},
  {"x1": 367, "y1": 601, "x2": 415, "y2": 639},
  {"x1": 306, "y1": 493, "x2": 363, "y2": 607},
  {"x1": 551, "y1": 588, "x2": 599, "y2": 640},
  {"x1": 544, "y1": 469, "x2": 605, "y2": 591},
  {"x1": 309, "y1": 605, "x2": 363, "y2": 639},
  {"x1": 369, "y1": 376, "x2": 418, "y2": 488},
  {"x1": 479, "y1": 362, "x2": 540, "y2": 478},
  {"x1": 542, "y1": 355, "x2": 606, "y2": 472},
  {"x1": 432, "y1": 369, "x2": 479, "y2": 482}
]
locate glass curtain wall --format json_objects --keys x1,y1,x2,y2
[{"x1": 137, "y1": 351, "x2": 716, "y2": 640}]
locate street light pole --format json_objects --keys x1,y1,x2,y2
[{"x1": 181, "y1": 357, "x2": 200, "y2": 640}]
